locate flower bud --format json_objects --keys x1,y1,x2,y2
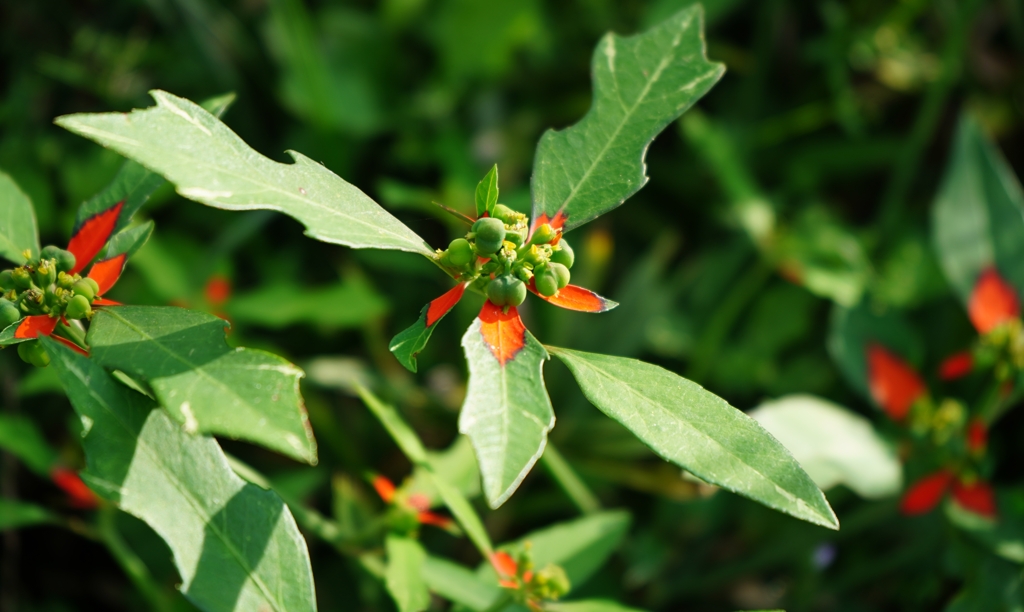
[
  {"x1": 530, "y1": 223, "x2": 558, "y2": 245},
  {"x1": 66, "y1": 294, "x2": 92, "y2": 320},
  {"x1": 18, "y1": 340, "x2": 50, "y2": 368},
  {"x1": 447, "y1": 238, "x2": 474, "y2": 267},
  {"x1": 534, "y1": 264, "x2": 559, "y2": 297},
  {"x1": 34, "y1": 259, "x2": 56, "y2": 287},
  {"x1": 487, "y1": 275, "x2": 527, "y2": 307},
  {"x1": 0, "y1": 270, "x2": 12, "y2": 291},
  {"x1": 550, "y1": 240, "x2": 574, "y2": 268},
  {"x1": 0, "y1": 300, "x2": 20, "y2": 329},
  {"x1": 491, "y1": 204, "x2": 519, "y2": 224},
  {"x1": 54, "y1": 250, "x2": 76, "y2": 273},
  {"x1": 548, "y1": 262, "x2": 570, "y2": 289},
  {"x1": 12, "y1": 268, "x2": 32, "y2": 290}
]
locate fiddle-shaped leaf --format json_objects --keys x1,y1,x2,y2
[
  {"x1": 86, "y1": 306, "x2": 317, "y2": 464},
  {"x1": 0, "y1": 170, "x2": 39, "y2": 264},
  {"x1": 43, "y1": 338, "x2": 317, "y2": 612},
  {"x1": 56, "y1": 90, "x2": 434, "y2": 257},
  {"x1": 933, "y1": 114, "x2": 1024, "y2": 301},
  {"x1": 459, "y1": 303, "x2": 554, "y2": 508},
  {"x1": 549, "y1": 347, "x2": 839, "y2": 529},
  {"x1": 530, "y1": 6, "x2": 724, "y2": 233}
]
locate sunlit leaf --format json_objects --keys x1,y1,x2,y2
[
  {"x1": 530, "y1": 6, "x2": 724, "y2": 233},
  {"x1": 86, "y1": 306, "x2": 316, "y2": 464},
  {"x1": 475, "y1": 164, "x2": 499, "y2": 218},
  {"x1": 549, "y1": 347, "x2": 838, "y2": 529},
  {"x1": 0, "y1": 169, "x2": 39, "y2": 264},
  {"x1": 56, "y1": 90, "x2": 433, "y2": 256},
  {"x1": 459, "y1": 304, "x2": 553, "y2": 508},
  {"x1": 44, "y1": 338, "x2": 317, "y2": 612},
  {"x1": 750, "y1": 394, "x2": 902, "y2": 498},
  {"x1": 385, "y1": 535, "x2": 430, "y2": 612}
]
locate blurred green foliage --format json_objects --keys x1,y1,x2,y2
[{"x1": 2, "y1": 0, "x2": 1024, "y2": 610}]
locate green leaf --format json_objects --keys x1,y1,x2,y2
[
  {"x1": 43, "y1": 338, "x2": 317, "y2": 612},
  {"x1": 549, "y1": 348, "x2": 838, "y2": 529},
  {"x1": 0, "y1": 498, "x2": 58, "y2": 530},
  {"x1": 933, "y1": 114, "x2": 1024, "y2": 300},
  {"x1": 458, "y1": 315, "x2": 554, "y2": 508},
  {"x1": 101, "y1": 220, "x2": 155, "y2": 262},
  {"x1": 475, "y1": 164, "x2": 499, "y2": 218},
  {"x1": 547, "y1": 601, "x2": 648, "y2": 612},
  {"x1": 422, "y1": 555, "x2": 501, "y2": 610},
  {"x1": 0, "y1": 169, "x2": 39, "y2": 264},
  {"x1": 385, "y1": 535, "x2": 430, "y2": 612},
  {"x1": 227, "y1": 279, "x2": 389, "y2": 330},
  {"x1": 389, "y1": 285, "x2": 466, "y2": 373},
  {"x1": 357, "y1": 385, "x2": 494, "y2": 556},
  {"x1": 86, "y1": 306, "x2": 317, "y2": 464},
  {"x1": 750, "y1": 395, "x2": 902, "y2": 499},
  {"x1": 828, "y1": 302, "x2": 923, "y2": 401},
  {"x1": 55, "y1": 90, "x2": 433, "y2": 257},
  {"x1": 530, "y1": 6, "x2": 724, "y2": 232},
  {"x1": 0, "y1": 413, "x2": 58, "y2": 476}
]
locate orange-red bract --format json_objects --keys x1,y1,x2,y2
[
  {"x1": 967, "y1": 419, "x2": 988, "y2": 453},
  {"x1": 426, "y1": 283, "x2": 467, "y2": 327},
  {"x1": 867, "y1": 343, "x2": 926, "y2": 420},
  {"x1": 900, "y1": 470, "x2": 953, "y2": 515},
  {"x1": 938, "y1": 351, "x2": 973, "y2": 380},
  {"x1": 528, "y1": 282, "x2": 614, "y2": 313},
  {"x1": 204, "y1": 275, "x2": 232, "y2": 307},
  {"x1": 372, "y1": 475, "x2": 396, "y2": 503},
  {"x1": 87, "y1": 254, "x2": 128, "y2": 295},
  {"x1": 478, "y1": 301, "x2": 527, "y2": 365},
  {"x1": 14, "y1": 315, "x2": 58, "y2": 340},
  {"x1": 51, "y1": 467, "x2": 98, "y2": 509},
  {"x1": 951, "y1": 480, "x2": 997, "y2": 518},
  {"x1": 968, "y1": 268, "x2": 1020, "y2": 334},
  {"x1": 67, "y1": 202, "x2": 123, "y2": 275}
]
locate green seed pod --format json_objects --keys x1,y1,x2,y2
[
  {"x1": 0, "y1": 300, "x2": 20, "y2": 329},
  {"x1": 84, "y1": 278, "x2": 100, "y2": 296},
  {"x1": 53, "y1": 249, "x2": 76, "y2": 273},
  {"x1": 0, "y1": 270, "x2": 13, "y2": 291},
  {"x1": 534, "y1": 265, "x2": 559, "y2": 297},
  {"x1": 474, "y1": 237, "x2": 504, "y2": 256},
  {"x1": 505, "y1": 229, "x2": 525, "y2": 247},
  {"x1": 18, "y1": 341, "x2": 50, "y2": 368},
  {"x1": 72, "y1": 279, "x2": 97, "y2": 301},
  {"x1": 66, "y1": 294, "x2": 92, "y2": 320},
  {"x1": 549, "y1": 262, "x2": 570, "y2": 289},
  {"x1": 514, "y1": 266, "x2": 533, "y2": 283},
  {"x1": 34, "y1": 259, "x2": 56, "y2": 287},
  {"x1": 550, "y1": 240, "x2": 574, "y2": 268},
  {"x1": 530, "y1": 223, "x2": 558, "y2": 245},
  {"x1": 491, "y1": 204, "x2": 517, "y2": 223},
  {"x1": 447, "y1": 238, "x2": 474, "y2": 267},
  {"x1": 486, "y1": 275, "x2": 527, "y2": 307},
  {"x1": 12, "y1": 268, "x2": 32, "y2": 290},
  {"x1": 472, "y1": 217, "x2": 506, "y2": 244},
  {"x1": 40, "y1": 245, "x2": 62, "y2": 261}
]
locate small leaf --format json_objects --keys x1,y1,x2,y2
[
  {"x1": 549, "y1": 347, "x2": 838, "y2": 529},
  {"x1": 475, "y1": 164, "x2": 499, "y2": 218},
  {"x1": 43, "y1": 338, "x2": 317, "y2": 612},
  {"x1": 0, "y1": 414, "x2": 58, "y2": 476},
  {"x1": 390, "y1": 283, "x2": 467, "y2": 372},
  {"x1": 530, "y1": 6, "x2": 724, "y2": 233},
  {"x1": 88, "y1": 221, "x2": 155, "y2": 295},
  {"x1": 0, "y1": 170, "x2": 39, "y2": 264},
  {"x1": 750, "y1": 395, "x2": 902, "y2": 499},
  {"x1": 933, "y1": 114, "x2": 1024, "y2": 303},
  {"x1": 86, "y1": 306, "x2": 316, "y2": 464},
  {"x1": 459, "y1": 303, "x2": 554, "y2": 508},
  {"x1": 56, "y1": 90, "x2": 434, "y2": 257},
  {"x1": 385, "y1": 535, "x2": 431, "y2": 612},
  {"x1": 0, "y1": 498, "x2": 58, "y2": 530},
  {"x1": 422, "y1": 555, "x2": 501, "y2": 611}
]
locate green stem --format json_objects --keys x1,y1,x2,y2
[
  {"x1": 875, "y1": 0, "x2": 982, "y2": 237},
  {"x1": 97, "y1": 506, "x2": 174, "y2": 612},
  {"x1": 541, "y1": 443, "x2": 601, "y2": 515},
  {"x1": 685, "y1": 260, "x2": 773, "y2": 382}
]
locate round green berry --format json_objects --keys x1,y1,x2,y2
[
  {"x1": 447, "y1": 238, "x2": 474, "y2": 267},
  {"x1": 53, "y1": 249, "x2": 76, "y2": 273},
  {"x1": 550, "y1": 241, "x2": 574, "y2": 268},
  {"x1": 66, "y1": 294, "x2": 92, "y2": 320},
  {"x1": 534, "y1": 265, "x2": 559, "y2": 297},
  {"x1": 472, "y1": 217, "x2": 506, "y2": 255},
  {"x1": 0, "y1": 300, "x2": 20, "y2": 329},
  {"x1": 486, "y1": 275, "x2": 527, "y2": 307},
  {"x1": 12, "y1": 268, "x2": 32, "y2": 290},
  {"x1": 549, "y1": 262, "x2": 570, "y2": 289},
  {"x1": 18, "y1": 341, "x2": 50, "y2": 368},
  {"x1": 72, "y1": 279, "x2": 97, "y2": 301}
]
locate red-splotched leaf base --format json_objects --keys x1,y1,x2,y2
[
  {"x1": 0, "y1": 315, "x2": 58, "y2": 346},
  {"x1": 87, "y1": 254, "x2": 127, "y2": 295},
  {"x1": 530, "y1": 211, "x2": 568, "y2": 236},
  {"x1": 969, "y1": 267, "x2": 1020, "y2": 334},
  {"x1": 389, "y1": 283, "x2": 467, "y2": 373},
  {"x1": 51, "y1": 467, "x2": 99, "y2": 509},
  {"x1": 478, "y1": 301, "x2": 527, "y2": 365},
  {"x1": 867, "y1": 343, "x2": 926, "y2": 421},
  {"x1": 952, "y1": 479, "x2": 997, "y2": 518},
  {"x1": 67, "y1": 202, "x2": 124, "y2": 275},
  {"x1": 528, "y1": 282, "x2": 618, "y2": 313},
  {"x1": 901, "y1": 470, "x2": 953, "y2": 515}
]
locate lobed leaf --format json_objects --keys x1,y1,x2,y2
[
  {"x1": 44, "y1": 338, "x2": 317, "y2": 612},
  {"x1": 385, "y1": 535, "x2": 431, "y2": 612},
  {"x1": 530, "y1": 6, "x2": 724, "y2": 233},
  {"x1": 933, "y1": 114, "x2": 1024, "y2": 301},
  {"x1": 56, "y1": 90, "x2": 434, "y2": 257},
  {"x1": 459, "y1": 304, "x2": 554, "y2": 508},
  {"x1": 0, "y1": 170, "x2": 39, "y2": 264},
  {"x1": 86, "y1": 306, "x2": 316, "y2": 464},
  {"x1": 548, "y1": 347, "x2": 839, "y2": 529}
]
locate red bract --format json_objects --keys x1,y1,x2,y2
[
  {"x1": 967, "y1": 419, "x2": 988, "y2": 453},
  {"x1": 204, "y1": 275, "x2": 231, "y2": 306},
  {"x1": 900, "y1": 470, "x2": 954, "y2": 515},
  {"x1": 490, "y1": 551, "x2": 520, "y2": 589},
  {"x1": 867, "y1": 343, "x2": 925, "y2": 420},
  {"x1": 968, "y1": 268, "x2": 1020, "y2": 334},
  {"x1": 50, "y1": 467, "x2": 98, "y2": 509},
  {"x1": 951, "y1": 480, "x2": 997, "y2": 518},
  {"x1": 371, "y1": 474, "x2": 453, "y2": 529},
  {"x1": 938, "y1": 351, "x2": 973, "y2": 380}
]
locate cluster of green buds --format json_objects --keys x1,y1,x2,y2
[
  {"x1": 1, "y1": 247, "x2": 99, "y2": 366},
  {"x1": 977, "y1": 318, "x2": 1024, "y2": 378},
  {"x1": 492, "y1": 543, "x2": 571, "y2": 610},
  {"x1": 437, "y1": 205, "x2": 575, "y2": 310}
]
